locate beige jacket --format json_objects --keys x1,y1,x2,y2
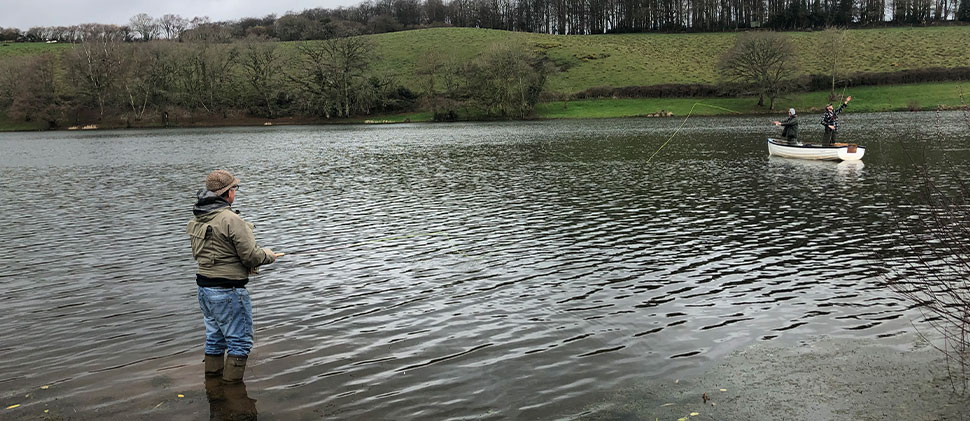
[{"x1": 187, "y1": 207, "x2": 276, "y2": 280}]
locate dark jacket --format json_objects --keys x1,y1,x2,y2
[
  {"x1": 820, "y1": 103, "x2": 847, "y2": 131},
  {"x1": 780, "y1": 115, "x2": 798, "y2": 139}
]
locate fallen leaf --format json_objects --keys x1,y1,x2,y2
[
  {"x1": 675, "y1": 379, "x2": 680, "y2": 384},
  {"x1": 44, "y1": 409, "x2": 49, "y2": 413},
  {"x1": 153, "y1": 402, "x2": 164, "y2": 409},
  {"x1": 661, "y1": 403, "x2": 675, "y2": 407},
  {"x1": 40, "y1": 386, "x2": 50, "y2": 390},
  {"x1": 6, "y1": 404, "x2": 20, "y2": 410},
  {"x1": 177, "y1": 394, "x2": 184, "y2": 398},
  {"x1": 719, "y1": 388, "x2": 727, "y2": 392},
  {"x1": 24, "y1": 394, "x2": 29, "y2": 398},
  {"x1": 690, "y1": 412, "x2": 700, "y2": 416}
]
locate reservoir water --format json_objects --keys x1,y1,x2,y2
[{"x1": 1, "y1": 112, "x2": 969, "y2": 419}]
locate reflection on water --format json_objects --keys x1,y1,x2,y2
[
  {"x1": 0, "y1": 112, "x2": 968, "y2": 419},
  {"x1": 206, "y1": 378, "x2": 257, "y2": 421},
  {"x1": 768, "y1": 155, "x2": 865, "y2": 176}
]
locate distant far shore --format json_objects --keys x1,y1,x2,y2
[{"x1": 2, "y1": 81, "x2": 968, "y2": 133}]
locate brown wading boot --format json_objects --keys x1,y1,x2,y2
[
  {"x1": 204, "y1": 353, "x2": 225, "y2": 377},
  {"x1": 223, "y1": 355, "x2": 248, "y2": 383}
]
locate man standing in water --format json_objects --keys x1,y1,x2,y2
[
  {"x1": 773, "y1": 108, "x2": 799, "y2": 144},
  {"x1": 187, "y1": 170, "x2": 283, "y2": 383},
  {"x1": 820, "y1": 96, "x2": 852, "y2": 145}
]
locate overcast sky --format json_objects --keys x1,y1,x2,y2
[{"x1": 1, "y1": 0, "x2": 361, "y2": 29}]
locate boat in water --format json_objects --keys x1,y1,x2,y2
[{"x1": 767, "y1": 138, "x2": 865, "y2": 161}]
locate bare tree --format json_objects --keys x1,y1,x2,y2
[
  {"x1": 289, "y1": 35, "x2": 376, "y2": 118},
  {"x1": 416, "y1": 49, "x2": 447, "y2": 117},
  {"x1": 888, "y1": 169, "x2": 970, "y2": 393},
  {"x1": 717, "y1": 31, "x2": 798, "y2": 110},
  {"x1": 461, "y1": 42, "x2": 550, "y2": 118},
  {"x1": 240, "y1": 38, "x2": 283, "y2": 118},
  {"x1": 172, "y1": 41, "x2": 239, "y2": 114},
  {"x1": 67, "y1": 32, "x2": 126, "y2": 119},
  {"x1": 820, "y1": 27, "x2": 848, "y2": 101},
  {"x1": 159, "y1": 14, "x2": 189, "y2": 40},
  {"x1": 129, "y1": 13, "x2": 160, "y2": 41},
  {"x1": 3, "y1": 54, "x2": 61, "y2": 127},
  {"x1": 0, "y1": 27, "x2": 21, "y2": 41},
  {"x1": 119, "y1": 43, "x2": 173, "y2": 122},
  {"x1": 182, "y1": 17, "x2": 233, "y2": 43}
]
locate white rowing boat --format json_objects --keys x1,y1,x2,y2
[{"x1": 767, "y1": 138, "x2": 865, "y2": 161}]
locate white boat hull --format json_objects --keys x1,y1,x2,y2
[{"x1": 767, "y1": 138, "x2": 865, "y2": 161}]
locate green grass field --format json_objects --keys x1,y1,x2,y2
[
  {"x1": 533, "y1": 81, "x2": 970, "y2": 118},
  {"x1": 0, "y1": 41, "x2": 70, "y2": 57},
  {"x1": 369, "y1": 26, "x2": 970, "y2": 94},
  {"x1": 362, "y1": 81, "x2": 969, "y2": 123},
  {"x1": 8, "y1": 26, "x2": 968, "y2": 95}
]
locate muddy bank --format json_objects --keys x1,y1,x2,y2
[{"x1": 584, "y1": 333, "x2": 969, "y2": 420}]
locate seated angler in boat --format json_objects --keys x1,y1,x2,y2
[{"x1": 773, "y1": 108, "x2": 799, "y2": 145}]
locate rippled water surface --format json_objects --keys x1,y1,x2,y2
[{"x1": 2, "y1": 112, "x2": 970, "y2": 419}]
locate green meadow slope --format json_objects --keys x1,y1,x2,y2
[
  {"x1": 7, "y1": 26, "x2": 967, "y2": 95},
  {"x1": 369, "y1": 26, "x2": 970, "y2": 94},
  {"x1": 0, "y1": 41, "x2": 70, "y2": 57},
  {"x1": 2, "y1": 26, "x2": 969, "y2": 128}
]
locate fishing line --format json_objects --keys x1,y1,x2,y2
[{"x1": 645, "y1": 102, "x2": 742, "y2": 164}]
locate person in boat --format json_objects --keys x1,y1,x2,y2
[
  {"x1": 187, "y1": 169, "x2": 283, "y2": 383},
  {"x1": 773, "y1": 108, "x2": 799, "y2": 145},
  {"x1": 820, "y1": 96, "x2": 852, "y2": 145}
]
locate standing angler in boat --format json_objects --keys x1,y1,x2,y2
[
  {"x1": 820, "y1": 96, "x2": 852, "y2": 145},
  {"x1": 186, "y1": 170, "x2": 283, "y2": 383},
  {"x1": 773, "y1": 108, "x2": 799, "y2": 145}
]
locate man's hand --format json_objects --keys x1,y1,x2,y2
[
  {"x1": 773, "y1": 121, "x2": 781, "y2": 125},
  {"x1": 263, "y1": 247, "x2": 285, "y2": 260},
  {"x1": 828, "y1": 125, "x2": 835, "y2": 130},
  {"x1": 845, "y1": 96, "x2": 852, "y2": 104}
]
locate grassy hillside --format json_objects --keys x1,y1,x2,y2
[
  {"x1": 5, "y1": 26, "x2": 969, "y2": 95},
  {"x1": 369, "y1": 26, "x2": 970, "y2": 94},
  {"x1": 0, "y1": 41, "x2": 70, "y2": 57}
]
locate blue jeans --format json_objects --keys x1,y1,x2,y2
[{"x1": 198, "y1": 287, "x2": 253, "y2": 357}]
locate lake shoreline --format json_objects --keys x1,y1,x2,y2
[
  {"x1": 0, "y1": 104, "x2": 962, "y2": 134},
  {"x1": 0, "y1": 90, "x2": 970, "y2": 133},
  {"x1": 582, "y1": 332, "x2": 969, "y2": 420},
  {"x1": 3, "y1": 81, "x2": 969, "y2": 133}
]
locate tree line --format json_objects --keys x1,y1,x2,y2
[
  {"x1": 0, "y1": 33, "x2": 550, "y2": 128},
  {"x1": 2, "y1": 0, "x2": 969, "y2": 44}
]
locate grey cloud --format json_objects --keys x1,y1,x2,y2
[{"x1": 1, "y1": 0, "x2": 356, "y2": 29}]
